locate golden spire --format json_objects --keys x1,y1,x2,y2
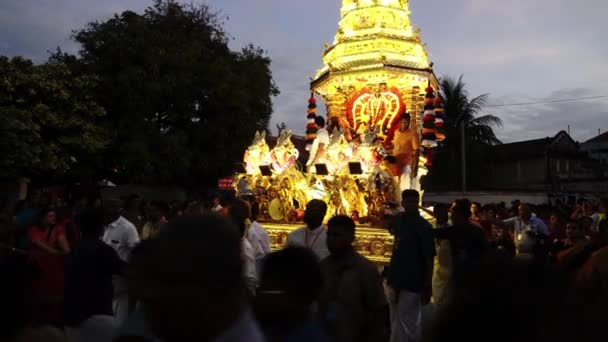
[
  {"x1": 311, "y1": 0, "x2": 436, "y2": 123},
  {"x1": 316, "y1": 0, "x2": 427, "y2": 78},
  {"x1": 341, "y1": 0, "x2": 410, "y2": 17}
]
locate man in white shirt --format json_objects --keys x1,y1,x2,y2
[
  {"x1": 247, "y1": 202, "x2": 272, "y2": 275},
  {"x1": 306, "y1": 116, "x2": 330, "y2": 173},
  {"x1": 287, "y1": 199, "x2": 330, "y2": 260},
  {"x1": 501, "y1": 203, "x2": 549, "y2": 256},
  {"x1": 228, "y1": 199, "x2": 259, "y2": 293},
  {"x1": 103, "y1": 199, "x2": 140, "y2": 324}
]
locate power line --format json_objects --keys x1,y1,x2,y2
[{"x1": 486, "y1": 95, "x2": 608, "y2": 108}]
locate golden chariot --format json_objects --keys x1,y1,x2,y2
[{"x1": 235, "y1": 0, "x2": 440, "y2": 264}]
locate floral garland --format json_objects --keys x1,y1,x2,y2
[
  {"x1": 434, "y1": 96, "x2": 446, "y2": 142},
  {"x1": 421, "y1": 85, "x2": 438, "y2": 148},
  {"x1": 305, "y1": 93, "x2": 318, "y2": 151}
]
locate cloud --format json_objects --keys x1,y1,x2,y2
[
  {"x1": 490, "y1": 88, "x2": 608, "y2": 143},
  {"x1": 1, "y1": 0, "x2": 606, "y2": 142}
]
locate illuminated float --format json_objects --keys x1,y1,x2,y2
[{"x1": 234, "y1": 0, "x2": 442, "y2": 264}]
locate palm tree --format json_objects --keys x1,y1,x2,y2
[
  {"x1": 426, "y1": 75, "x2": 503, "y2": 191},
  {"x1": 440, "y1": 75, "x2": 503, "y2": 147}
]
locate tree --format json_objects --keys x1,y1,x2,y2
[
  {"x1": 425, "y1": 75, "x2": 503, "y2": 191},
  {"x1": 0, "y1": 56, "x2": 109, "y2": 180},
  {"x1": 440, "y1": 76, "x2": 502, "y2": 146},
  {"x1": 58, "y1": 0, "x2": 279, "y2": 185}
]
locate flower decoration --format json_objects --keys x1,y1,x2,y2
[{"x1": 305, "y1": 93, "x2": 318, "y2": 151}]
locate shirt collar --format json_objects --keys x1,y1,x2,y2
[{"x1": 108, "y1": 216, "x2": 124, "y2": 227}]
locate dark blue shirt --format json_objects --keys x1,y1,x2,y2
[{"x1": 388, "y1": 214, "x2": 436, "y2": 292}]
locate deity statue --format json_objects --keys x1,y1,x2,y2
[
  {"x1": 391, "y1": 113, "x2": 419, "y2": 191},
  {"x1": 326, "y1": 127, "x2": 352, "y2": 174},
  {"x1": 270, "y1": 129, "x2": 299, "y2": 174},
  {"x1": 243, "y1": 131, "x2": 270, "y2": 175}
]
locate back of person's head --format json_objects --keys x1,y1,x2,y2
[
  {"x1": 327, "y1": 216, "x2": 356, "y2": 256},
  {"x1": 451, "y1": 199, "x2": 472, "y2": 223},
  {"x1": 327, "y1": 215, "x2": 356, "y2": 236},
  {"x1": 258, "y1": 247, "x2": 322, "y2": 310},
  {"x1": 79, "y1": 208, "x2": 106, "y2": 238},
  {"x1": 481, "y1": 204, "x2": 496, "y2": 214},
  {"x1": 228, "y1": 199, "x2": 251, "y2": 238},
  {"x1": 401, "y1": 190, "x2": 420, "y2": 215},
  {"x1": 304, "y1": 199, "x2": 328, "y2": 229},
  {"x1": 126, "y1": 215, "x2": 245, "y2": 342},
  {"x1": 401, "y1": 189, "x2": 420, "y2": 202},
  {"x1": 314, "y1": 116, "x2": 325, "y2": 128},
  {"x1": 255, "y1": 247, "x2": 323, "y2": 339}
]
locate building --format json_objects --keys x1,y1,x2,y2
[
  {"x1": 483, "y1": 131, "x2": 608, "y2": 195},
  {"x1": 582, "y1": 131, "x2": 608, "y2": 165}
]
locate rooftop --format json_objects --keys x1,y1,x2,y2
[
  {"x1": 487, "y1": 131, "x2": 583, "y2": 161},
  {"x1": 585, "y1": 131, "x2": 608, "y2": 144}
]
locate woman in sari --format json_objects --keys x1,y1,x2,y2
[{"x1": 28, "y1": 207, "x2": 70, "y2": 326}]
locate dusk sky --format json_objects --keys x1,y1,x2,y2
[{"x1": 1, "y1": 0, "x2": 607, "y2": 143}]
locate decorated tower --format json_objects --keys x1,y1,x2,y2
[{"x1": 311, "y1": 0, "x2": 438, "y2": 141}]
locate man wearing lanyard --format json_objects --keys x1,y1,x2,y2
[{"x1": 287, "y1": 200, "x2": 330, "y2": 260}]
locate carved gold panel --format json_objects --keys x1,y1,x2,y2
[{"x1": 261, "y1": 222, "x2": 394, "y2": 265}]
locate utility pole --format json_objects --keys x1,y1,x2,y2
[{"x1": 461, "y1": 122, "x2": 467, "y2": 193}]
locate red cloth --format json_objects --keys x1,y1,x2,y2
[{"x1": 28, "y1": 225, "x2": 67, "y2": 324}]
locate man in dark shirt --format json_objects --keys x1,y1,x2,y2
[
  {"x1": 319, "y1": 215, "x2": 389, "y2": 342},
  {"x1": 64, "y1": 208, "x2": 124, "y2": 342},
  {"x1": 434, "y1": 199, "x2": 489, "y2": 276},
  {"x1": 388, "y1": 190, "x2": 436, "y2": 342}
]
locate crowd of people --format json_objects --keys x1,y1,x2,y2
[{"x1": 1, "y1": 189, "x2": 607, "y2": 342}]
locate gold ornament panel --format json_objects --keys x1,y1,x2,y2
[
  {"x1": 263, "y1": 222, "x2": 394, "y2": 265},
  {"x1": 323, "y1": 38, "x2": 428, "y2": 72},
  {"x1": 336, "y1": 6, "x2": 413, "y2": 43}
]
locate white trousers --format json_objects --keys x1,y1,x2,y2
[
  {"x1": 390, "y1": 290, "x2": 422, "y2": 342},
  {"x1": 399, "y1": 166, "x2": 412, "y2": 192},
  {"x1": 112, "y1": 276, "x2": 129, "y2": 325}
]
